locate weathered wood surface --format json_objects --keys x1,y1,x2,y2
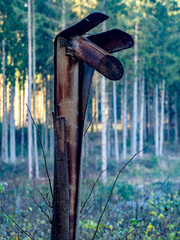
[
  {"x1": 59, "y1": 12, "x2": 108, "y2": 38},
  {"x1": 70, "y1": 36, "x2": 123, "y2": 80},
  {"x1": 51, "y1": 117, "x2": 69, "y2": 240},
  {"x1": 88, "y1": 29, "x2": 134, "y2": 53},
  {"x1": 54, "y1": 37, "x2": 80, "y2": 240}
]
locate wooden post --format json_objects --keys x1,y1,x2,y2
[
  {"x1": 51, "y1": 12, "x2": 134, "y2": 240},
  {"x1": 51, "y1": 117, "x2": 69, "y2": 240}
]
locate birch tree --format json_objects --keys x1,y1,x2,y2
[
  {"x1": 10, "y1": 85, "x2": 16, "y2": 164},
  {"x1": 131, "y1": 22, "x2": 138, "y2": 155},
  {"x1": 32, "y1": 0, "x2": 39, "y2": 178},
  {"x1": 139, "y1": 70, "x2": 144, "y2": 157},
  {"x1": 113, "y1": 81, "x2": 119, "y2": 162},
  {"x1": 28, "y1": 0, "x2": 33, "y2": 179},
  {"x1": 101, "y1": 0, "x2": 107, "y2": 184},
  {"x1": 123, "y1": 72, "x2": 127, "y2": 161},
  {"x1": 159, "y1": 80, "x2": 165, "y2": 156},
  {"x1": 154, "y1": 84, "x2": 159, "y2": 156},
  {"x1": 1, "y1": 40, "x2": 8, "y2": 163},
  {"x1": 174, "y1": 92, "x2": 178, "y2": 146}
]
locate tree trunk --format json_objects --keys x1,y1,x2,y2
[
  {"x1": 44, "y1": 78, "x2": 48, "y2": 154},
  {"x1": 101, "y1": 3, "x2": 107, "y2": 183},
  {"x1": 174, "y1": 92, "x2": 178, "y2": 145},
  {"x1": 62, "y1": 0, "x2": 66, "y2": 30},
  {"x1": 154, "y1": 84, "x2": 159, "y2": 156},
  {"x1": 32, "y1": 0, "x2": 39, "y2": 178},
  {"x1": 123, "y1": 72, "x2": 127, "y2": 161},
  {"x1": 101, "y1": 75, "x2": 107, "y2": 184},
  {"x1": 28, "y1": 0, "x2": 33, "y2": 179},
  {"x1": 50, "y1": 76, "x2": 54, "y2": 159},
  {"x1": 2, "y1": 40, "x2": 8, "y2": 163},
  {"x1": 10, "y1": 85, "x2": 16, "y2": 164},
  {"x1": 167, "y1": 96, "x2": 170, "y2": 142},
  {"x1": 21, "y1": 84, "x2": 25, "y2": 161},
  {"x1": 95, "y1": 77, "x2": 99, "y2": 130},
  {"x1": 131, "y1": 22, "x2": 138, "y2": 155},
  {"x1": 51, "y1": 117, "x2": 69, "y2": 240},
  {"x1": 139, "y1": 70, "x2": 144, "y2": 157},
  {"x1": 113, "y1": 81, "x2": 119, "y2": 161},
  {"x1": 159, "y1": 80, "x2": 165, "y2": 156}
]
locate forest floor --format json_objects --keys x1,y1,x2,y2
[{"x1": 0, "y1": 153, "x2": 179, "y2": 239}]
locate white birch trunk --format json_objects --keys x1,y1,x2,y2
[
  {"x1": 28, "y1": 0, "x2": 33, "y2": 179},
  {"x1": 95, "y1": 77, "x2": 99, "y2": 130},
  {"x1": 159, "y1": 80, "x2": 165, "y2": 156},
  {"x1": 50, "y1": 76, "x2": 54, "y2": 159},
  {"x1": 174, "y1": 92, "x2": 178, "y2": 145},
  {"x1": 132, "y1": 22, "x2": 138, "y2": 155},
  {"x1": 101, "y1": 75, "x2": 107, "y2": 184},
  {"x1": 113, "y1": 81, "x2": 119, "y2": 162},
  {"x1": 154, "y1": 84, "x2": 159, "y2": 156},
  {"x1": 101, "y1": 1, "x2": 107, "y2": 183},
  {"x1": 10, "y1": 85, "x2": 16, "y2": 164},
  {"x1": 32, "y1": 0, "x2": 39, "y2": 178},
  {"x1": 21, "y1": 84, "x2": 25, "y2": 161},
  {"x1": 139, "y1": 71, "x2": 145, "y2": 156},
  {"x1": 62, "y1": 0, "x2": 66, "y2": 30},
  {"x1": 123, "y1": 72, "x2": 127, "y2": 161},
  {"x1": 2, "y1": 40, "x2": 8, "y2": 163},
  {"x1": 44, "y1": 79, "x2": 48, "y2": 154}
]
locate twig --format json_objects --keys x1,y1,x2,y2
[
  {"x1": 80, "y1": 203, "x2": 95, "y2": 217},
  {"x1": 26, "y1": 104, "x2": 53, "y2": 198},
  {"x1": 91, "y1": 147, "x2": 148, "y2": 240},
  {"x1": 0, "y1": 206, "x2": 34, "y2": 240},
  {"x1": 121, "y1": 229, "x2": 134, "y2": 240},
  {"x1": 80, "y1": 167, "x2": 108, "y2": 214},
  {"x1": 31, "y1": 196, "x2": 50, "y2": 222},
  {"x1": 83, "y1": 112, "x2": 96, "y2": 136},
  {"x1": 32, "y1": 178, "x2": 52, "y2": 209}
]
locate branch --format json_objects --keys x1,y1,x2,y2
[
  {"x1": 0, "y1": 206, "x2": 34, "y2": 240},
  {"x1": 92, "y1": 147, "x2": 148, "y2": 240},
  {"x1": 83, "y1": 112, "x2": 96, "y2": 136},
  {"x1": 31, "y1": 196, "x2": 50, "y2": 222},
  {"x1": 32, "y1": 178, "x2": 52, "y2": 209},
  {"x1": 80, "y1": 203, "x2": 95, "y2": 217},
  {"x1": 80, "y1": 167, "x2": 108, "y2": 214},
  {"x1": 121, "y1": 229, "x2": 134, "y2": 240},
  {"x1": 26, "y1": 104, "x2": 53, "y2": 198}
]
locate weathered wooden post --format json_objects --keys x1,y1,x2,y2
[{"x1": 51, "y1": 12, "x2": 134, "y2": 240}]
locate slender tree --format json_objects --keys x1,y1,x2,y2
[
  {"x1": 154, "y1": 84, "x2": 159, "y2": 156},
  {"x1": 123, "y1": 72, "x2": 127, "y2": 161},
  {"x1": 10, "y1": 84, "x2": 16, "y2": 164},
  {"x1": 32, "y1": 0, "x2": 39, "y2": 178},
  {"x1": 28, "y1": 0, "x2": 33, "y2": 179},
  {"x1": 139, "y1": 70, "x2": 145, "y2": 157},
  {"x1": 113, "y1": 81, "x2": 119, "y2": 162},
  {"x1": 131, "y1": 22, "x2": 138, "y2": 155},
  {"x1": 159, "y1": 80, "x2": 165, "y2": 156},
  {"x1": 1, "y1": 40, "x2": 8, "y2": 163},
  {"x1": 101, "y1": 0, "x2": 107, "y2": 184}
]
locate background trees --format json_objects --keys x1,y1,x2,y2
[
  {"x1": 0, "y1": 0, "x2": 180, "y2": 239},
  {"x1": 0, "y1": 0, "x2": 180, "y2": 175}
]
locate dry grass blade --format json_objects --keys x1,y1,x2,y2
[
  {"x1": 80, "y1": 167, "x2": 108, "y2": 214},
  {"x1": 83, "y1": 112, "x2": 96, "y2": 136},
  {"x1": 26, "y1": 104, "x2": 53, "y2": 198}
]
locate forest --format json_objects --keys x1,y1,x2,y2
[{"x1": 0, "y1": 0, "x2": 180, "y2": 239}]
